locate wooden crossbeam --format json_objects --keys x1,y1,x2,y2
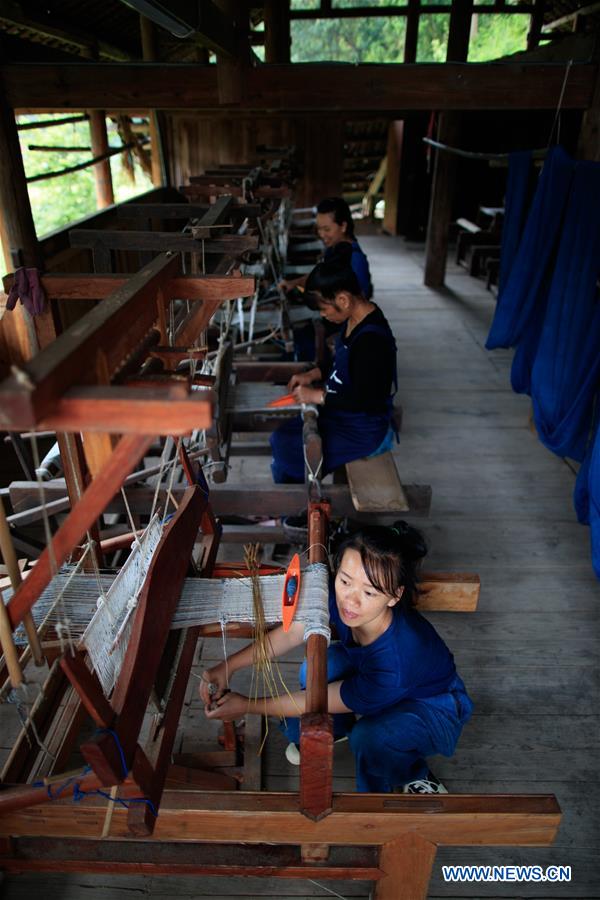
[
  {"x1": 3, "y1": 62, "x2": 596, "y2": 111},
  {"x1": 1, "y1": 274, "x2": 256, "y2": 302},
  {"x1": 8, "y1": 480, "x2": 433, "y2": 521},
  {"x1": 116, "y1": 202, "x2": 262, "y2": 220},
  {"x1": 0, "y1": 253, "x2": 179, "y2": 429},
  {"x1": 69, "y1": 230, "x2": 258, "y2": 255},
  {"x1": 0, "y1": 790, "x2": 561, "y2": 844}
]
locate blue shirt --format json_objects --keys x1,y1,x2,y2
[
  {"x1": 329, "y1": 586, "x2": 459, "y2": 716},
  {"x1": 324, "y1": 240, "x2": 373, "y2": 299}
]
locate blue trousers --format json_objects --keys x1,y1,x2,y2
[
  {"x1": 270, "y1": 411, "x2": 389, "y2": 484},
  {"x1": 281, "y1": 643, "x2": 472, "y2": 793}
]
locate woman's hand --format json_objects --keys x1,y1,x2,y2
[
  {"x1": 198, "y1": 663, "x2": 228, "y2": 705},
  {"x1": 292, "y1": 385, "x2": 325, "y2": 405},
  {"x1": 287, "y1": 367, "x2": 321, "y2": 391},
  {"x1": 204, "y1": 691, "x2": 249, "y2": 722},
  {"x1": 287, "y1": 372, "x2": 311, "y2": 391}
]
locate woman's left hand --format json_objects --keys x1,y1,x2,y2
[
  {"x1": 292, "y1": 386, "x2": 324, "y2": 405},
  {"x1": 204, "y1": 691, "x2": 249, "y2": 721}
]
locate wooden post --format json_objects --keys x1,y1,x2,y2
[
  {"x1": 300, "y1": 501, "x2": 333, "y2": 821},
  {"x1": 0, "y1": 78, "x2": 41, "y2": 271},
  {"x1": 447, "y1": 0, "x2": 473, "y2": 62},
  {"x1": 214, "y1": 0, "x2": 250, "y2": 105},
  {"x1": 376, "y1": 833, "x2": 438, "y2": 900},
  {"x1": 264, "y1": 0, "x2": 290, "y2": 64},
  {"x1": 404, "y1": 0, "x2": 419, "y2": 64},
  {"x1": 88, "y1": 111, "x2": 115, "y2": 208},
  {"x1": 527, "y1": 0, "x2": 545, "y2": 51},
  {"x1": 140, "y1": 16, "x2": 166, "y2": 187},
  {"x1": 578, "y1": 47, "x2": 600, "y2": 161},
  {"x1": 383, "y1": 122, "x2": 403, "y2": 236},
  {"x1": 423, "y1": 113, "x2": 461, "y2": 288}
]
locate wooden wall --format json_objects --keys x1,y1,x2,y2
[{"x1": 165, "y1": 113, "x2": 343, "y2": 206}]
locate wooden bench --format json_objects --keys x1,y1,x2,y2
[{"x1": 345, "y1": 451, "x2": 410, "y2": 513}]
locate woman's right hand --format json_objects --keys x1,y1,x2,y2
[{"x1": 198, "y1": 663, "x2": 228, "y2": 705}]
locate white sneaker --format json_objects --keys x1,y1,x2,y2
[
  {"x1": 285, "y1": 735, "x2": 348, "y2": 767},
  {"x1": 285, "y1": 742, "x2": 300, "y2": 765},
  {"x1": 402, "y1": 770, "x2": 448, "y2": 794}
]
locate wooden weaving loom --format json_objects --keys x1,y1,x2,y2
[{"x1": 0, "y1": 210, "x2": 561, "y2": 900}]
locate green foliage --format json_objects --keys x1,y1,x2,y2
[
  {"x1": 468, "y1": 14, "x2": 530, "y2": 61},
  {"x1": 291, "y1": 5, "x2": 529, "y2": 62},
  {"x1": 291, "y1": 15, "x2": 407, "y2": 63},
  {"x1": 17, "y1": 114, "x2": 152, "y2": 239}
]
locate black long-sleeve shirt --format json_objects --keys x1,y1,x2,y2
[{"x1": 323, "y1": 306, "x2": 396, "y2": 415}]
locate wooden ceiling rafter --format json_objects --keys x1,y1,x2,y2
[{"x1": 0, "y1": 4, "x2": 134, "y2": 61}]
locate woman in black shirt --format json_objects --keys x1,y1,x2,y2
[{"x1": 270, "y1": 246, "x2": 397, "y2": 483}]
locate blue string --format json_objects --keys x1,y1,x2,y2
[
  {"x1": 33, "y1": 730, "x2": 158, "y2": 817},
  {"x1": 95, "y1": 727, "x2": 128, "y2": 778}
]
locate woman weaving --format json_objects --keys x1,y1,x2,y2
[
  {"x1": 201, "y1": 523, "x2": 473, "y2": 794},
  {"x1": 270, "y1": 244, "x2": 397, "y2": 483}
]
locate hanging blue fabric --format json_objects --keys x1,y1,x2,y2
[
  {"x1": 530, "y1": 159, "x2": 600, "y2": 461},
  {"x1": 498, "y1": 150, "x2": 533, "y2": 294},
  {"x1": 574, "y1": 419, "x2": 600, "y2": 578},
  {"x1": 485, "y1": 146, "x2": 574, "y2": 359}
]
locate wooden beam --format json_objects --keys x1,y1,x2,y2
[
  {"x1": 0, "y1": 9, "x2": 131, "y2": 62},
  {"x1": 37, "y1": 385, "x2": 214, "y2": 435},
  {"x1": 88, "y1": 111, "x2": 114, "y2": 208},
  {"x1": 8, "y1": 480, "x2": 433, "y2": 521},
  {"x1": 69, "y1": 230, "x2": 258, "y2": 255},
  {"x1": 0, "y1": 253, "x2": 181, "y2": 430},
  {"x1": 3, "y1": 63, "x2": 596, "y2": 111},
  {"x1": 0, "y1": 790, "x2": 561, "y2": 844},
  {"x1": 2, "y1": 273, "x2": 256, "y2": 302},
  {"x1": 0, "y1": 838, "x2": 381, "y2": 879}
]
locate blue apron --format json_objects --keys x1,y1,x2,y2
[{"x1": 270, "y1": 319, "x2": 397, "y2": 482}]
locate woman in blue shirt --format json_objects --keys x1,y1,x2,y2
[
  {"x1": 201, "y1": 523, "x2": 473, "y2": 794},
  {"x1": 282, "y1": 196, "x2": 373, "y2": 299}
]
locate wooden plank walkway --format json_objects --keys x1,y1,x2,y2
[{"x1": 1, "y1": 233, "x2": 598, "y2": 898}]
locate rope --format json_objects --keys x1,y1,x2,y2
[{"x1": 547, "y1": 59, "x2": 573, "y2": 151}]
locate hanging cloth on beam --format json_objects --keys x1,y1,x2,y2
[
  {"x1": 498, "y1": 151, "x2": 534, "y2": 295},
  {"x1": 574, "y1": 419, "x2": 600, "y2": 578},
  {"x1": 530, "y1": 159, "x2": 600, "y2": 461},
  {"x1": 485, "y1": 146, "x2": 574, "y2": 363}
]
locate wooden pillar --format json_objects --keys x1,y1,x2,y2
[
  {"x1": 447, "y1": 0, "x2": 473, "y2": 62},
  {"x1": 140, "y1": 15, "x2": 166, "y2": 187},
  {"x1": 578, "y1": 49, "x2": 600, "y2": 161},
  {"x1": 383, "y1": 121, "x2": 403, "y2": 236},
  {"x1": 264, "y1": 0, "x2": 290, "y2": 64},
  {"x1": 88, "y1": 111, "x2": 115, "y2": 208},
  {"x1": 0, "y1": 79, "x2": 41, "y2": 271},
  {"x1": 214, "y1": 0, "x2": 250, "y2": 106},
  {"x1": 404, "y1": 0, "x2": 419, "y2": 63},
  {"x1": 295, "y1": 116, "x2": 343, "y2": 206},
  {"x1": 375, "y1": 833, "x2": 437, "y2": 900},
  {"x1": 527, "y1": 0, "x2": 545, "y2": 51},
  {"x1": 424, "y1": 113, "x2": 461, "y2": 287},
  {"x1": 300, "y1": 502, "x2": 333, "y2": 822}
]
